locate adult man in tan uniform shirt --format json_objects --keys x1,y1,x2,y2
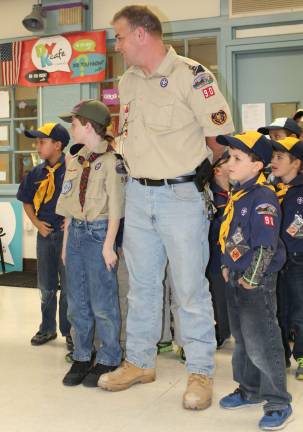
[{"x1": 100, "y1": 6, "x2": 235, "y2": 409}]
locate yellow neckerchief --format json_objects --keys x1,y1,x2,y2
[
  {"x1": 219, "y1": 173, "x2": 271, "y2": 253},
  {"x1": 276, "y1": 182, "x2": 292, "y2": 204},
  {"x1": 33, "y1": 162, "x2": 62, "y2": 215}
]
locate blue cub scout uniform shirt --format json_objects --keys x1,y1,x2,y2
[
  {"x1": 16, "y1": 154, "x2": 66, "y2": 232},
  {"x1": 208, "y1": 181, "x2": 229, "y2": 273},
  {"x1": 222, "y1": 175, "x2": 286, "y2": 273},
  {"x1": 279, "y1": 174, "x2": 303, "y2": 253}
]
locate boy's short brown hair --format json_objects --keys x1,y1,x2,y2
[{"x1": 112, "y1": 5, "x2": 162, "y2": 37}]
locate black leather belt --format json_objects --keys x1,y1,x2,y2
[{"x1": 133, "y1": 175, "x2": 195, "y2": 186}]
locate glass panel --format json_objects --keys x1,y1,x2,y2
[
  {"x1": 271, "y1": 102, "x2": 298, "y2": 121},
  {"x1": 165, "y1": 39, "x2": 185, "y2": 56},
  {"x1": 0, "y1": 123, "x2": 10, "y2": 147},
  {"x1": 106, "y1": 50, "x2": 124, "y2": 79},
  {"x1": 15, "y1": 86, "x2": 38, "y2": 118},
  {"x1": 0, "y1": 89, "x2": 11, "y2": 118},
  {"x1": 14, "y1": 119, "x2": 38, "y2": 151},
  {"x1": 0, "y1": 153, "x2": 11, "y2": 184},
  {"x1": 15, "y1": 152, "x2": 40, "y2": 184},
  {"x1": 188, "y1": 37, "x2": 218, "y2": 78}
]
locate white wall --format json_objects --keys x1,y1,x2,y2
[
  {"x1": 0, "y1": 0, "x2": 38, "y2": 40},
  {"x1": 93, "y1": 0, "x2": 221, "y2": 29}
]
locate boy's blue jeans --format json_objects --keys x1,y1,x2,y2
[
  {"x1": 277, "y1": 252, "x2": 303, "y2": 361},
  {"x1": 123, "y1": 179, "x2": 216, "y2": 375},
  {"x1": 226, "y1": 271, "x2": 291, "y2": 412},
  {"x1": 66, "y1": 218, "x2": 122, "y2": 366},
  {"x1": 37, "y1": 231, "x2": 70, "y2": 336}
]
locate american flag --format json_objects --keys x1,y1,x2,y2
[{"x1": 0, "y1": 41, "x2": 22, "y2": 86}]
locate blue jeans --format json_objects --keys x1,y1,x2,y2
[
  {"x1": 124, "y1": 179, "x2": 216, "y2": 375},
  {"x1": 226, "y1": 271, "x2": 291, "y2": 412},
  {"x1": 277, "y1": 253, "x2": 303, "y2": 361},
  {"x1": 66, "y1": 219, "x2": 122, "y2": 366},
  {"x1": 37, "y1": 231, "x2": 70, "y2": 336}
]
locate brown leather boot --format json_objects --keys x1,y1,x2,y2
[
  {"x1": 98, "y1": 360, "x2": 156, "y2": 391},
  {"x1": 183, "y1": 374, "x2": 213, "y2": 410}
]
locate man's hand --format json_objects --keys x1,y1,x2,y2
[
  {"x1": 102, "y1": 244, "x2": 118, "y2": 271},
  {"x1": 36, "y1": 220, "x2": 53, "y2": 238},
  {"x1": 222, "y1": 267, "x2": 229, "y2": 283},
  {"x1": 238, "y1": 277, "x2": 255, "y2": 290}
]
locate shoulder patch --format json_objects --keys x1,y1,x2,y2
[
  {"x1": 189, "y1": 64, "x2": 205, "y2": 76},
  {"x1": 255, "y1": 203, "x2": 277, "y2": 216},
  {"x1": 211, "y1": 110, "x2": 227, "y2": 126},
  {"x1": 193, "y1": 73, "x2": 214, "y2": 89}
]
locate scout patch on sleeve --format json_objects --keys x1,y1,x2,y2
[
  {"x1": 160, "y1": 77, "x2": 168, "y2": 88},
  {"x1": 255, "y1": 203, "x2": 278, "y2": 216},
  {"x1": 61, "y1": 180, "x2": 72, "y2": 194},
  {"x1": 189, "y1": 64, "x2": 205, "y2": 76},
  {"x1": 95, "y1": 162, "x2": 102, "y2": 171},
  {"x1": 211, "y1": 110, "x2": 227, "y2": 126},
  {"x1": 193, "y1": 73, "x2": 214, "y2": 89},
  {"x1": 202, "y1": 86, "x2": 215, "y2": 99},
  {"x1": 230, "y1": 247, "x2": 242, "y2": 262},
  {"x1": 286, "y1": 214, "x2": 303, "y2": 238},
  {"x1": 263, "y1": 215, "x2": 274, "y2": 226}
]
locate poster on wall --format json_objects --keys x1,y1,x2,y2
[
  {"x1": 0, "y1": 200, "x2": 23, "y2": 273},
  {"x1": 18, "y1": 31, "x2": 106, "y2": 87}
]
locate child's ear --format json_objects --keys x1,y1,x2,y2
[
  {"x1": 255, "y1": 161, "x2": 264, "y2": 173},
  {"x1": 214, "y1": 166, "x2": 221, "y2": 176}
]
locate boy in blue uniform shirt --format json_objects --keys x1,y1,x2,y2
[
  {"x1": 271, "y1": 137, "x2": 303, "y2": 379},
  {"x1": 216, "y1": 131, "x2": 292, "y2": 431},
  {"x1": 17, "y1": 123, "x2": 72, "y2": 348},
  {"x1": 207, "y1": 152, "x2": 231, "y2": 347}
]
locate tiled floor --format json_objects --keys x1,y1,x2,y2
[{"x1": 1, "y1": 285, "x2": 302, "y2": 432}]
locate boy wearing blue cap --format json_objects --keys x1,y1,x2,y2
[
  {"x1": 216, "y1": 131, "x2": 292, "y2": 431},
  {"x1": 17, "y1": 123, "x2": 72, "y2": 348},
  {"x1": 207, "y1": 151, "x2": 231, "y2": 348},
  {"x1": 271, "y1": 137, "x2": 303, "y2": 380}
]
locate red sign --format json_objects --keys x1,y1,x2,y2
[{"x1": 18, "y1": 31, "x2": 106, "y2": 87}]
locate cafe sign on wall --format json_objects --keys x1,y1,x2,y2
[{"x1": 18, "y1": 31, "x2": 106, "y2": 86}]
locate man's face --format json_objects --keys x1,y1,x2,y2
[
  {"x1": 113, "y1": 18, "x2": 141, "y2": 66},
  {"x1": 227, "y1": 147, "x2": 262, "y2": 184},
  {"x1": 36, "y1": 138, "x2": 59, "y2": 160}
]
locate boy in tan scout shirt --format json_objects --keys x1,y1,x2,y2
[{"x1": 56, "y1": 100, "x2": 124, "y2": 387}]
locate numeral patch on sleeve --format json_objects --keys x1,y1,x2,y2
[
  {"x1": 202, "y1": 86, "x2": 215, "y2": 99},
  {"x1": 263, "y1": 215, "x2": 274, "y2": 226}
]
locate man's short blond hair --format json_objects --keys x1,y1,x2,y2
[{"x1": 112, "y1": 5, "x2": 162, "y2": 37}]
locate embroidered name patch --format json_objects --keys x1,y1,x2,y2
[{"x1": 62, "y1": 180, "x2": 72, "y2": 194}]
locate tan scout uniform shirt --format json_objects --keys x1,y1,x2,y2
[
  {"x1": 116, "y1": 46, "x2": 234, "y2": 180},
  {"x1": 56, "y1": 141, "x2": 125, "y2": 221}
]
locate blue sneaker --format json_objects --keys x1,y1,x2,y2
[
  {"x1": 259, "y1": 405, "x2": 293, "y2": 430},
  {"x1": 220, "y1": 388, "x2": 264, "y2": 410}
]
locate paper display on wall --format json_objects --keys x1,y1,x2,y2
[
  {"x1": 0, "y1": 91, "x2": 10, "y2": 118},
  {"x1": 0, "y1": 125, "x2": 8, "y2": 142},
  {"x1": 241, "y1": 103, "x2": 266, "y2": 131}
]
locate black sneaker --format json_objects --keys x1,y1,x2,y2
[
  {"x1": 31, "y1": 331, "x2": 57, "y2": 346},
  {"x1": 63, "y1": 360, "x2": 93, "y2": 386},
  {"x1": 66, "y1": 335, "x2": 74, "y2": 351},
  {"x1": 82, "y1": 364, "x2": 118, "y2": 388}
]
